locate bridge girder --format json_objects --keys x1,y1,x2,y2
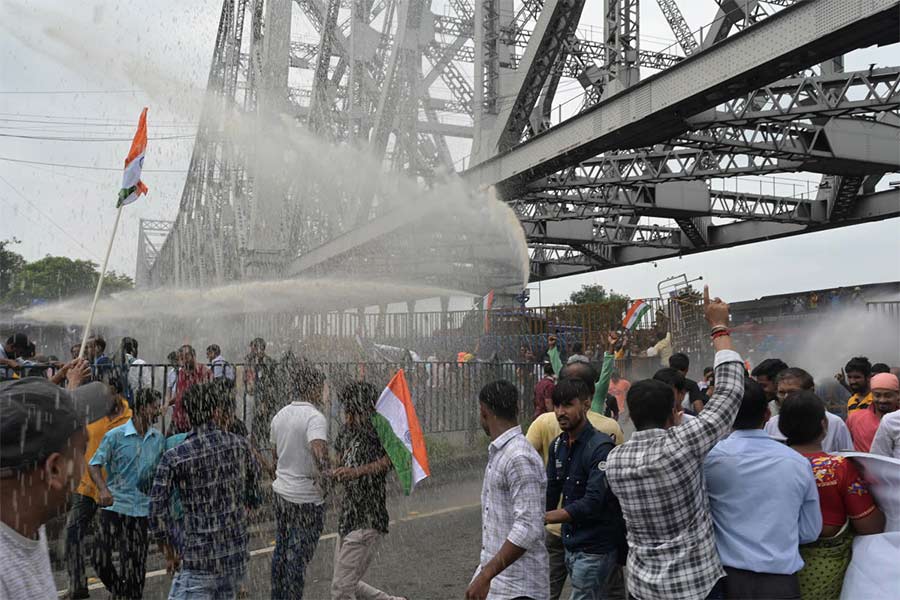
[
  {"x1": 463, "y1": 0, "x2": 900, "y2": 193},
  {"x1": 148, "y1": 0, "x2": 900, "y2": 292}
]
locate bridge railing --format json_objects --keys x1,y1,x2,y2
[
  {"x1": 6, "y1": 360, "x2": 547, "y2": 437},
  {"x1": 9, "y1": 352, "x2": 669, "y2": 439}
]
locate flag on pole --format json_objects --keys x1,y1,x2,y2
[
  {"x1": 117, "y1": 107, "x2": 149, "y2": 208},
  {"x1": 483, "y1": 289, "x2": 495, "y2": 333},
  {"x1": 622, "y1": 299, "x2": 651, "y2": 331},
  {"x1": 373, "y1": 369, "x2": 430, "y2": 495}
]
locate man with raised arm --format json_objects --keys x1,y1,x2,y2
[{"x1": 606, "y1": 286, "x2": 744, "y2": 600}]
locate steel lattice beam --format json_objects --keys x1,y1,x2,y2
[
  {"x1": 463, "y1": 0, "x2": 900, "y2": 194},
  {"x1": 527, "y1": 116, "x2": 900, "y2": 186},
  {"x1": 488, "y1": 0, "x2": 589, "y2": 152},
  {"x1": 656, "y1": 0, "x2": 697, "y2": 55},
  {"x1": 526, "y1": 188, "x2": 900, "y2": 279},
  {"x1": 150, "y1": 0, "x2": 900, "y2": 292},
  {"x1": 687, "y1": 67, "x2": 900, "y2": 127}
]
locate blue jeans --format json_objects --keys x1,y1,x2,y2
[
  {"x1": 271, "y1": 495, "x2": 325, "y2": 600},
  {"x1": 564, "y1": 549, "x2": 618, "y2": 600},
  {"x1": 168, "y1": 568, "x2": 244, "y2": 600}
]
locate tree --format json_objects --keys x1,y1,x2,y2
[
  {"x1": 559, "y1": 284, "x2": 632, "y2": 331},
  {"x1": 3, "y1": 255, "x2": 134, "y2": 308},
  {"x1": 0, "y1": 239, "x2": 26, "y2": 299},
  {"x1": 569, "y1": 284, "x2": 612, "y2": 305},
  {"x1": 102, "y1": 271, "x2": 135, "y2": 295}
]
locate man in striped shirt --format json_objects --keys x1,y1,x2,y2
[
  {"x1": 844, "y1": 356, "x2": 874, "y2": 414},
  {"x1": 606, "y1": 287, "x2": 744, "y2": 600}
]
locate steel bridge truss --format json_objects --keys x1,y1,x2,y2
[{"x1": 147, "y1": 0, "x2": 900, "y2": 291}]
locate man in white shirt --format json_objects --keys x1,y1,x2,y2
[
  {"x1": 468, "y1": 380, "x2": 548, "y2": 600},
  {"x1": 871, "y1": 409, "x2": 900, "y2": 458},
  {"x1": 269, "y1": 362, "x2": 330, "y2": 599},
  {"x1": 0, "y1": 333, "x2": 29, "y2": 381},
  {"x1": 122, "y1": 336, "x2": 152, "y2": 394},
  {"x1": 206, "y1": 344, "x2": 235, "y2": 386},
  {"x1": 0, "y1": 369, "x2": 107, "y2": 599},
  {"x1": 764, "y1": 367, "x2": 853, "y2": 452}
]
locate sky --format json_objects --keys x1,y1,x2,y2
[{"x1": 0, "y1": 0, "x2": 898, "y2": 309}]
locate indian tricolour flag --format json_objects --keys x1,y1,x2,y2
[
  {"x1": 622, "y1": 299, "x2": 651, "y2": 331},
  {"x1": 373, "y1": 369, "x2": 430, "y2": 495},
  {"x1": 117, "y1": 107, "x2": 149, "y2": 208}
]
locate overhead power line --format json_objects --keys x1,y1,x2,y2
[
  {"x1": 0, "y1": 156, "x2": 189, "y2": 173},
  {"x1": 0, "y1": 173, "x2": 103, "y2": 261},
  {"x1": 0, "y1": 89, "x2": 143, "y2": 95},
  {"x1": 0, "y1": 132, "x2": 195, "y2": 142},
  {"x1": 0, "y1": 112, "x2": 199, "y2": 126}
]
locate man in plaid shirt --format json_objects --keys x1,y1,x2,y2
[
  {"x1": 607, "y1": 287, "x2": 744, "y2": 600},
  {"x1": 149, "y1": 382, "x2": 261, "y2": 599},
  {"x1": 467, "y1": 380, "x2": 549, "y2": 600}
]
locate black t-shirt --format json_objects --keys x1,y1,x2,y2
[
  {"x1": 248, "y1": 357, "x2": 279, "y2": 445},
  {"x1": 334, "y1": 423, "x2": 389, "y2": 536},
  {"x1": 604, "y1": 393, "x2": 619, "y2": 420},
  {"x1": 685, "y1": 377, "x2": 706, "y2": 406}
]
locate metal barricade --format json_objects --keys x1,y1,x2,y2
[{"x1": 126, "y1": 359, "x2": 540, "y2": 436}]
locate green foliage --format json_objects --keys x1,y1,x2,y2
[
  {"x1": 2, "y1": 254, "x2": 134, "y2": 308},
  {"x1": 0, "y1": 239, "x2": 26, "y2": 298},
  {"x1": 551, "y1": 284, "x2": 632, "y2": 335},
  {"x1": 569, "y1": 284, "x2": 611, "y2": 305},
  {"x1": 568, "y1": 284, "x2": 630, "y2": 313},
  {"x1": 102, "y1": 270, "x2": 135, "y2": 294}
]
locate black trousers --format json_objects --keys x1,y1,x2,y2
[
  {"x1": 65, "y1": 493, "x2": 98, "y2": 594},
  {"x1": 92, "y1": 510, "x2": 149, "y2": 600},
  {"x1": 722, "y1": 567, "x2": 801, "y2": 600}
]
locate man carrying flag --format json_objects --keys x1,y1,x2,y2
[{"x1": 329, "y1": 381, "x2": 409, "y2": 600}]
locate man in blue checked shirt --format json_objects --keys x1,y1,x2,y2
[
  {"x1": 544, "y1": 377, "x2": 624, "y2": 600},
  {"x1": 148, "y1": 382, "x2": 261, "y2": 600}
]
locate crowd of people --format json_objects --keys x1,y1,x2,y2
[
  {"x1": 1, "y1": 333, "x2": 407, "y2": 600},
  {"x1": 1, "y1": 283, "x2": 898, "y2": 600},
  {"x1": 471, "y1": 286, "x2": 898, "y2": 600}
]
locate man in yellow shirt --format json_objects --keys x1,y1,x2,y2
[
  {"x1": 526, "y1": 361, "x2": 623, "y2": 600},
  {"x1": 845, "y1": 356, "x2": 874, "y2": 414},
  {"x1": 64, "y1": 379, "x2": 132, "y2": 599}
]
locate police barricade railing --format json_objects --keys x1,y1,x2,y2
[{"x1": 123, "y1": 360, "x2": 541, "y2": 436}]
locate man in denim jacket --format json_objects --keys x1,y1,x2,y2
[{"x1": 545, "y1": 377, "x2": 625, "y2": 600}]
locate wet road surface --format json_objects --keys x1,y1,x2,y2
[{"x1": 58, "y1": 462, "x2": 488, "y2": 599}]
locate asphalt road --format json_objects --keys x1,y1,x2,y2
[{"x1": 57, "y1": 462, "x2": 490, "y2": 599}]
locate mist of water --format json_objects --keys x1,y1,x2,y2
[
  {"x1": 7, "y1": 1, "x2": 531, "y2": 332},
  {"x1": 19, "y1": 278, "x2": 476, "y2": 326},
  {"x1": 775, "y1": 307, "x2": 900, "y2": 380}
]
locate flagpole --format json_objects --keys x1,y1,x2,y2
[{"x1": 78, "y1": 204, "x2": 124, "y2": 359}]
